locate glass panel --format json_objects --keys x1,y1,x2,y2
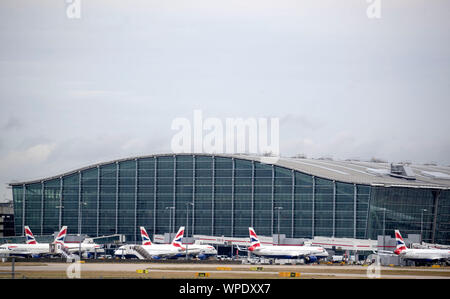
[
  {"x1": 253, "y1": 162, "x2": 272, "y2": 237},
  {"x1": 368, "y1": 187, "x2": 435, "y2": 240},
  {"x1": 356, "y1": 185, "x2": 371, "y2": 239},
  {"x1": 24, "y1": 183, "x2": 41, "y2": 234},
  {"x1": 137, "y1": 157, "x2": 155, "y2": 240},
  {"x1": 294, "y1": 172, "x2": 313, "y2": 238},
  {"x1": 62, "y1": 173, "x2": 79, "y2": 235},
  {"x1": 314, "y1": 177, "x2": 333, "y2": 237},
  {"x1": 194, "y1": 155, "x2": 212, "y2": 235},
  {"x1": 118, "y1": 160, "x2": 136, "y2": 240},
  {"x1": 435, "y1": 190, "x2": 450, "y2": 244},
  {"x1": 43, "y1": 179, "x2": 60, "y2": 235},
  {"x1": 213, "y1": 157, "x2": 233, "y2": 236},
  {"x1": 99, "y1": 164, "x2": 116, "y2": 236},
  {"x1": 274, "y1": 166, "x2": 293, "y2": 239},
  {"x1": 12, "y1": 186, "x2": 23, "y2": 236},
  {"x1": 234, "y1": 159, "x2": 252, "y2": 237},
  {"x1": 335, "y1": 182, "x2": 354, "y2": 238},
  {"x1": 156, "y1": 156, "x2": 174, "y2": 235}
]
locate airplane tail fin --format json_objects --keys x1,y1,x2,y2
[
  {"x1": 54, "y1": 226, "x2": 68, "y2": 245},
  {"x1": 171, "y1": 226, "x2": 185, "y2": 250},
  {"x1": 140, "y1": 227, "x2": 152, "y2": 245},
  {"x1": 394, "y1": 229, "x2": 407, "y2": 255},
  {"x1": 248, "y1": 227, "x2": 261, "y2": 251},
  {"x1": 24, "y1": 226, "x2": 38, "y2": 244}
]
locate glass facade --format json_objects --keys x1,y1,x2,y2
[{"x1": 10, "y1": 154, "x2": 450, "y2": 245}]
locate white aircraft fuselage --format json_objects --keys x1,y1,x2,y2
[
  {"x1": 398, "y1": 248, "x2": 450, "y2": 261},
  {"x1": 0, "y1": 243, "x2": 51, "y2": 256},
  {"x1": 251, "y1": 245, "x2": 328, "y2": 259},
  {"x1": 185, "y1": 244, "x2": 217, "y2": 256}
]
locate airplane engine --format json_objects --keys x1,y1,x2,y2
[
  {"x1": 82, "y1": 252, "x2": 93, "y2": 259},
  {"x1": 197, "y1": 253, "x2": 207, "y2": 260},
  {"x1": 31, "y1": 254, "x2": 41, "y2": 258},
  {"x1": 152, "y1": 255, "x2": 162, "y2": 260},
  {"x1": 306, "y1": 256, "x2": 317, "y2": 263}
]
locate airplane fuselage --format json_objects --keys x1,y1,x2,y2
[
  {"x1": 0, "y1": 243, "x2": 51, "y2": 256},
  {"x1": 64, "y1": 243, "x2": 101, "y2": 253},
  {"x1": 115, "y1": 243, "x2": 183, "y2": 258},
  {"x1": 251, "y1": 245, "x2": 328, "y2": 259},
  {"x1": 185, "y1": 244, "x2": 217, "y2": 256},
  {"x1": 399, "y1": 248, "x2": 450, "y2": 261},
  {"x1": 142, "y1": 244, "x2": 183, "y2": 256}
]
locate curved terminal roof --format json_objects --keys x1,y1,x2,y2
[{"x1": 9, "y1": 153, "x2": 450, "y2": 189}]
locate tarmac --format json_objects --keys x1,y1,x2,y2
[{"x1": 1, "y1": 262, "x2": 450, "y2": 279}]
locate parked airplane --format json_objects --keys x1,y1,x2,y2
[
  {"x1": 54, "y1": 226, "x2": 102, "y2": 256},
  {"x1": 114, "y1": 226, "x2": 186, "y2": 259},
  {"x1": 394, "y1": 230, "x2": 450, "y2": 264},
  {"x1": 0, "y1": 226, "x2": 68, "y2": 258},
  {"x1": 247, "y1": 227, "x2": 328, "y2": 262}
]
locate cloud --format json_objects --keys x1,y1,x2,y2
[
  {"x1": 0, "y1": 143, "x2": 56, "y2": 171},
  {"x1": 1, "y1": 116, "x2": 23, "y2": 131},
  {"x1": 0, "y1": 143, "x2": 57, "y2": 191}
]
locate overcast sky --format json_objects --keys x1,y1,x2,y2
[{"x1": 1, "y1": 0, "x2": 449, "y2": 201}]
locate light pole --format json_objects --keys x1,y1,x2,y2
[
  {"x1": 165, "y1": 206, "x2": 175, "y2": 241},
  {"x1": 275, "y1": 207, "x2": 283, "y2": 245},
  {"x1": 186, "y1": 202, "x2": 193, "y2": 260},
  {"x1": 420, "y1": 209, "x2": 427, "y2": 243}
]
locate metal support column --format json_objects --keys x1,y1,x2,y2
[
  {"x1": 251, "y1": 161, "x2": 255, "y2": 228},
  {"x1": 40, "y1": 182, "x2": 44, "y2": 235},
  {"x1": 271, "y1": 164, "x2": 275, "y2": 235},
  {"x1": 211, "y1": 156, "x2": 215, "y2": 235},
  {"x1": 354, "y1": 184, "x2": 357, "y2": 239},
  {"x1": 231, "y1": 158, "x2": 235, "y2": 237},
  {"x1": 59, "y1": 178, "x2": 63, "y2": 230},
  {"x1": 173, "y1": 155, "x2": 177, "y2": 231},
  {"x1": 22, "y1": 184, "x2": 25, "y2": 236},
  {"x1": 191, "y1": 155, "x2": 196, "y2": 236},
  {"x1": 153, "y1": 157, "x2": 157, "y2": 235},
  {"x1": 291, "y1": 170, "x2": 295, "y2": 238},
  {"x1": 96, "y1": 166, "x2": 100, "y2": 237},
  {"x1": 332, "y1": 180, "x2": 336, "y2": 238},
  {"x1": 78, "y1": 171, "x2": 82, "y2": 235},
  {"x1": 312, "y1": 176, "x2": 315, "y2": 238},
  {"x1": 115, "y1": 162, "x2": 119, "y2": 234},
  {"x1": 134, "y1": 159, "x2": 138, "y2": 243}
]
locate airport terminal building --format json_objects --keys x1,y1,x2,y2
[{"x1": 9, "y1": 154, "x2": 450, "y2": 245}]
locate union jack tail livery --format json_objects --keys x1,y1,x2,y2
[
  {"x1": 248, "y1": 227, "x2": 261, "y2": 251},
  {"x1": 24, "y1": 226, "x2": 37, "y2": 245},
  {"x1": 171, "y1": 226, "x2": 185, "y2": 250},
  {"x1": 140, "y1": 227, "x2": 153, "y2": 246},
  {"x1": 394, "y1": 229, "x2": 408, "y2": 255},
  {"x1": 54, "y1": 226, "x2": 68, "y2": 245}
]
